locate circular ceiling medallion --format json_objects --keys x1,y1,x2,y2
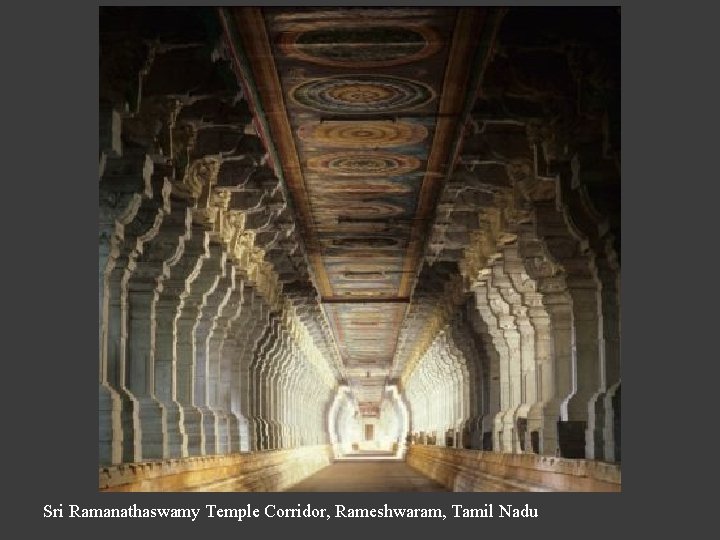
[
  {"x1": 320, "y1": 181, "x2": 413, "y2": 194},
  {"x1": 279, "y1": 25, "x2": 441, "y2": 68},
  {"x1": 307, "y1": 152, "x2": 420, "y2": 176},
  {"x1": 332, "y1": 237, "x2": 401, "y2": 249},
  {"x1": 328, "y1": 250, "x2": 399, "y2": 259},
  {"x1": 291, "y1": 75, "x2": 435, "y2": 114},
  {"x1": 340, "y1": 290, "x2": 389, "y2": 297},
  {"x1": 339, "y1": 272, "x2": 388, "y2": 281},
  {"x1": 316, "y1": 202, "x2": 406, "y2": 218},
  {"x1": 298, "y1": 121, "x2": 428, "y2": 148}
]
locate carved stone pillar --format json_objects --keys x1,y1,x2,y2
[
  {"x1": 192, "y1": 243, "x2": 228, "y2": 455},
  {"x1": 474, "y1": 278, "x2": 517, "y2": 453},
  {"x1": 104, "y1": 156, "x2": 173, "y2": 462},
  {"x1": 201, "y1": 262, "x2": 236, "y2": 455},
  {"x1": 501, "y1": 245, "x2": 542, "y2": 453},
  {"x1": 211, "y1": 271, "x2": 244, "y2": 454},
  {"x1": 238, "y1": 294, "x2": 269, "y2": 451},
  {"x1": 151, "y1": 195, "x2": 193, "y2": 459},
  {"x1": 125, "y1": 173, "x2": 173, "y2": 460},
  {"x1": 448, "y1": 316, "x2": 485, "y2": 449},
  {"x1": 535, "y1": 200, "x2": 602, "y2": 458},
  {"x1": 562, "y1": 156, "x2": 621, "y2": 461},
  {"x1": 264, "y1": 323, "x2": 287, "y2": 450},
  {"x1": 250, "y1": 313, "x2": 279, "y2": 450},
  {"x1": 542, "y1": 291, "x2": 575, "y2": 457},
  {"x1": 516, "y1": 230, "x2": 569, "y2": 456},
  {"x1": 99, "y1": 154, "x2": 152, "y2": 465},
  {"x1": 270, "y1": 328, "x2": 295, "y2": 449},
  {"x1": 174, "y1": 224, "x2": 213, "y2": 456},
  {"x1": 467, "y1": 299, "x2": 500, "y2": 450},
  {"x1": 274, "y1": 341, "x2": 295, "y2": 449}
]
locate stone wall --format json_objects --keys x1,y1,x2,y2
[
  {"x1": 406, "y1": 445, "x2": 620, "y2": 492},
  {"x1": 100, "y1": 445, "x2": 332, "y2": 492}
]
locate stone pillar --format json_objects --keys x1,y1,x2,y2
[
  {"x1": 260, "y1": 316, "x2": 281, "y2": 450},
  {"x1": 99, "y1": 154, "x2": 152, "y2": 465},
  {"x1": 104, "y1": 155, "x2": 175, "y2": 463},
  {"x1": 125, "y1": 173, "x2": 173, "y2": 460},
  {"x1": 605, "y1": 381, "x2": 621, "y2": 462},
  {"x1": 517, "y1": 230, "x2": 570, "y2": 456},
  {"x1": 565, "y1": 274, "x2": 602, "y2": 459},
  {"x1": 467, "y1": 300, "x2": 500, "y2": 450},
  {"x1": 238, "y1": 294, "x2": 269, "y2": 451},
  {"x1": 212, "y1": 272, "x2": 244, "y2": 455},
  {"x1": 174, "y1": 224, "x2": 214, "y2": 456},
  {"x1": 202, "y1": 262, "x2": 236, "y2": 456},
  {"x1": 600, "y1": 260, "x2": 620, "y2": 460},
  {"x1": 250, "y1": 313, "x2": 278, "y2": 450},
  {"x1": 501, "y1": 245, "x2": 541, "y2": 453},
  {"x1": 152, "y1": 201, "x2": 196, "y2": 459},
  {"x1": 446, "y1": 328, "x2": 473, "y2": 448},
  {"x1": 264, "y1": 322, "x2": 287, "y2": 449},
  {"x1": 230, "y1": 288, "x2": 262, "y2": 451},
  {"x1": 562, "y1": 154, "x2": 621, "y2": 461},
  {"x1": 286, "y1": 355, "x2": 303, "y2": 447},
  {"x1": 193, "y1": 243, "x2": 229, "y2": 455},
  {"x1": 447, "y1": 318, "x2": 484, "y2": 449},
  {"x1": 535, "y1": 201, "x2": 601, "y2": 458},
  {"x1": 272, "y1": 330, "x2": 295, "y2": 449},
  {"x1": 524, "y1": 299, "x2": 554, "y2": 454},
  {"x1": 473, "y1": 281, "x2": 515, "y2": 452},
  {"x1": 277, "y1": 345, "x2": 294, "y2": 449}
]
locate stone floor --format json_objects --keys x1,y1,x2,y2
[{"x1": 284, "y1": 460, "x2": 449, "y2": 492}]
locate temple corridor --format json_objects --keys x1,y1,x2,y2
[{"x1": 99, "y1": 6, "x2": 621, "y2": 493}]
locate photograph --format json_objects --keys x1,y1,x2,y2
[{"x1": 98, "y1": 5, "x2": 621, "y2": 493}]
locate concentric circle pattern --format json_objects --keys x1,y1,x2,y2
[
  {"x1": 318, "y1": 181, "x2": 412, "y2": 194},
  {"x1": 307, "y1": 152, "x2": 421, "y2": 176},
  {"x1": 279, "y1": 25, "x2": 441, "y2": 68},
  {"x1": 333, "y1": 237, "x2": 400, "y2": 249},
  {"x1": 291, "y1": 75, "x2": 435, "y2": 114},
  {"x1": 298, "y1": 121, "x2": 427, "y2": 148},
  {"x1": 316, "y1": 202, "x2": 406, "y2": 218}
]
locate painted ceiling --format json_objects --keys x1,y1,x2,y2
[{"x1": 227, "y1": 7, "x2": 488, "y2": 411}]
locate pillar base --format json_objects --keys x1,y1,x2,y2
[
  {"x1": 238, "y1": 415, "x2": 250, "y2": 452},
  {"x1": 197, "y1": 406, "x2": 218, "y2": 455},
  {"x1": 527, "y1": 399, "x2": 561, "y2": 456},
  {"x1": 494, "y1": 410, "x2": 518, "y2": 453},
  {"x1": 119, "y1": 390, "x2": 141, "y2": 463},
  {"x1": 565, "y1": 391, "x2": 595, "y2": 459},
  {"x1": 160, "y1": 400, "x2": 187, "y2": 458},
  {"x1": 182, "y1": 405, "x2": 205, "y2": 456},
  {"x1": 587, "y1": 389, "x2": 607, "y2": 460},
  {"x1": 558, "y1": 420, "x2": 587, "y2": 458},
  {"x1": 267, "y1": 419, "x2": 282, "y2": 450},
  {"x1": 99, "y1": 383, "x2": 123, "y2": 465},
  {"x1": 226, "y1": 412, "x2": 242, "y2": 453},
  {"x1": 135, "y1": 396, "x2": 167, "y2": 460},
  {"x1": 214, "y1": 411, "x2": 229, "y2": 454},
  {"x1": 480, "y1": 415, "x2": 495, "y2": 450},
  {"x1": 513, "y1": 404, "x2": 531, "y2": 453},
  {"x1": 603, "y1": 382, "x2": 621, "y2": 462},
  {"x1": 251, "y1": 416, "x2": 270, "y2": 451}
]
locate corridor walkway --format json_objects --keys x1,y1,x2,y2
[{"x1": 285, "y1": 460, "x2": 449, "y2": 492}]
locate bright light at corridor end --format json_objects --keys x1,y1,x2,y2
[{"x1": 327, "y1": 385, "x2": 409, "y2": 460}]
